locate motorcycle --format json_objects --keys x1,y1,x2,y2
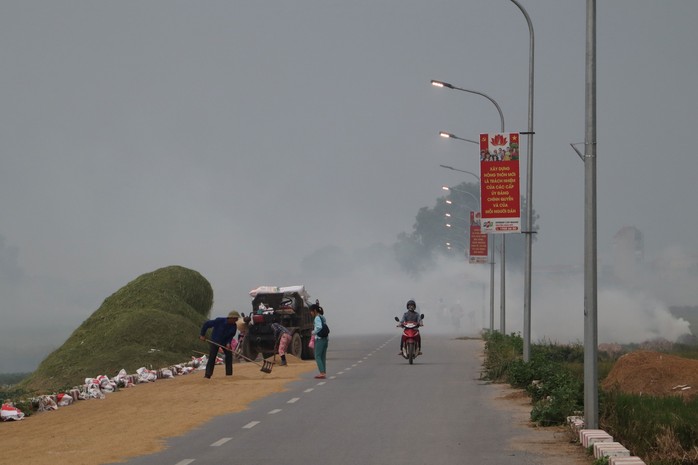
[{"x1": 395, "y1": 314, "x2": 424, "y2": 364}]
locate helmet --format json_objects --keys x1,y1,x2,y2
[{"x1": 406, "y1": 300, "x2": 416, "y2": 310}]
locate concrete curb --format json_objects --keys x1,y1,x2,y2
[{"x1": 567, "y1": 416, "x2": 646, "y2": 464}]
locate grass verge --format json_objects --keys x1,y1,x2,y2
[{"x1": 481, "y1": 330, "x2": 698, "y2": 465}]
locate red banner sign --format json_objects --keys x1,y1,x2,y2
[
  {"x1": 469, "y1": 211, "x2": 488, "y2": 264},
  {"x1": 479, "y1": 133, "x2": 521, "y2": 233}
]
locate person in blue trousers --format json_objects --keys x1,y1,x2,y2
[
  {"x1": 310, "y1": 303, "x2": 328, "y2": 379},
  {"x1": 199, "y1": 310, "x2": 239, "y2": 378}
]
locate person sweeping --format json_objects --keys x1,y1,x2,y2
[
  {"x1": 199, "y1": 310, "x2": 240, "y2": 378},
  {"x1": 271, "y1": 322, "x2": 292, "y2": 366}
]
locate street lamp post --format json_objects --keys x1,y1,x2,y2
[
  {"x1": 439, "y1": 140, "x2": 496, "y2": 333},
  {"x1": 443, "y1": 207, "x2": 486, "y2": 328},
  {"x1": 432, "y1": 81, "x2": 507, "y2": 333},
  {"x1": 441, "y1": 183, "x2": 495, "y2": 331},
  {"x1": 510, "y1": 0, "x2": 536, "y2": 363},
  {"x1": 584, "y1": 0, "x2": 599, "y2": 430}
]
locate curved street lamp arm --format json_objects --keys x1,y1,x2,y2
[
  {"x1": 431, "y1": 80, "x2": 505, "y2": 132},
  {"x1": 450, "y1": 85, "x2": 505, "y2": 133},
  {"x1": 439, "y1": 164, "x2": 481, "y2": 182}
]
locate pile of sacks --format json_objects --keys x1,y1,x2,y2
[
  {"x1": 1, "y1": 404, "x2": 25, "y2": 421},
  {"x1": 1, "y1": 355, "x2": 208, "y2": 421}
]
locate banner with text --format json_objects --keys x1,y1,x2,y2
[
  {"x1": 469, "y1": 211, "x2": 488, "y2": 264},
  {"x1": 479, "y1": 132, "x2": 521, "y2": 233}
]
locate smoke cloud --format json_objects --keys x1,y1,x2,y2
[
  {"x1": 0, "y1": 239, "x2": 693, "y2": 373},
  {"x1": 296, "y1": 247, "x2": 693, "y2": 345}
]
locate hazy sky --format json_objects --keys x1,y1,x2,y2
[{"x1": 2, "y1": 1, "x2": 697, "y2": 371}]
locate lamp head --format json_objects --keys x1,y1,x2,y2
[{"x1": 431, "y1": 80, "x2": 454, "y2": 89}]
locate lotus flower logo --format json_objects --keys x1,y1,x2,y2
[{"x1": 490, "y1": 134, "x2": 508, "y2": 146}]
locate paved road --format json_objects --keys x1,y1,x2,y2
[{"x1": 121, "y1": 334, "x2": 547, "y2": 465}]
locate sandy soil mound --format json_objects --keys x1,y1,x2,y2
[{"x1": 601, "y1": 350, "x2": 698, "y2": 399}]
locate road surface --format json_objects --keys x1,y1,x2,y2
[{"x1": 120, "y1": 334, "x2": 557, "y2": 465}]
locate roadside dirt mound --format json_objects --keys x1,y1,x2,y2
[{"x1": 601, "y1": 350, "x2": 698, "y2": 399}]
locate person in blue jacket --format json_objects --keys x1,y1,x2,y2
[
  {"x1": 199, "y1": 310, "x2": 240, "y2": 378},
  {"x1": 310, "y1": 303, "x2": 328, "y2": 379}
]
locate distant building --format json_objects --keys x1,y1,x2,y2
[{"x1": 612, "y1": 226, "x2": 644, "y2": 285}]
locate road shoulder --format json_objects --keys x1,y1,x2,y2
[{"x1": 489, "y1": 383, "x2": 592, "y2": 465}]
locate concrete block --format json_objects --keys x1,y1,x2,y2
[
  {"x1": 594, "y1": 441, "x2": 630, "y2": 459},
  {"x1": 588, "y1": 435, "x2": 615, "y2": 447},
  {"x1": 580, "y1": 429, "x2": 613, "y2": 447},
  {"x1": 579, "y1": 428, "x2": 606, "y2": 443},
  {"x1": 609, "y1": 457, "x2": 646, "y2": 465},
  {"x1": 567, "y1": 415, "x2": 585, "y2": 431}
]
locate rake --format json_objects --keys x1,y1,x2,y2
[{"x1": 205, "y1": 339, "x2": 274, "y2": 374}]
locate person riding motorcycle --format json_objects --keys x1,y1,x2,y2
[{"x1": 398, "y1": 299, "x2": 423, "y2": 355}]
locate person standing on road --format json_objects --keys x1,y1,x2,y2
[
  {"x1": 271, "y1": 322, "x2": 292, "y2": 366},
  {"x1": 199, "y1": 310, "x2": 240, "y2": 378},
  {"x1": 310, "y1": 303, "x2": 328, "y2": 379}
]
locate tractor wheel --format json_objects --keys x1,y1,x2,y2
[
  {"x1": 242, "y1": 336, "x2": 259, "y2": 362},
  {"x1": 290, "y1": 332, "x2": 303, "y2": 359},
  {"x1": 301, "y1": 335, "x2": 315, "y2": 360}
]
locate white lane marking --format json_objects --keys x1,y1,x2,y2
[
  {"x1": 358, "y1": 360, "x2": 363, "y2": 364},
  {"x1": 316, "y1": 381, "x2": 326, "y2": 386},
  {"x1": 337, "y1": 371, "x2": 344, "y2": 375},
  {"x1": 330, "y1": 376, "x2": 337, "y2": 379},
  {"x1": 287, "y1": 397, "x2": 300, "y2": 404},
  {"x1": 344, "y1": 367, "x2": 352, "y2": 371},
  {"x1": 175, "y1": 460, "x2": 195, "y2": 465},
  {"x1": 304, "y1": 388, "x2": 314, "y2": 393},
  {"x1": 243, "y1": 421, "x2": 260, "y2": 429},
  {"x1": 210, "y1": 437, "x2": 232, "y2": 447},
  {"x1": 352, "y1": 363, "x2": 358, "y2": 367},
  {"x1": 268, "y1": 409, "x2": 282, "y2": 415}
]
